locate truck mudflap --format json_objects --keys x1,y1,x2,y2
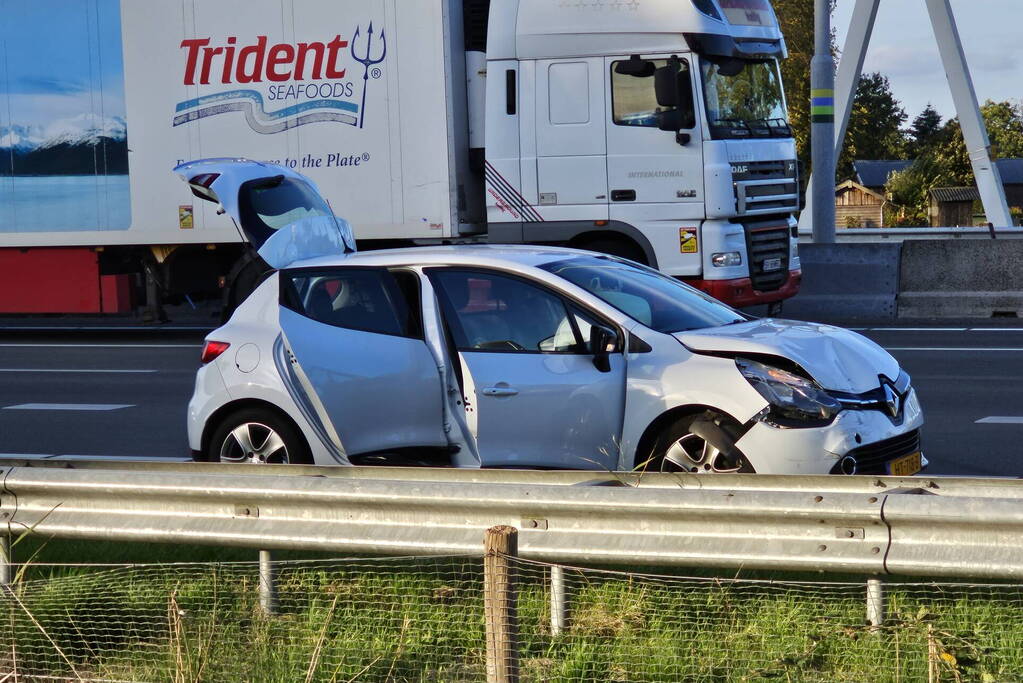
[{"x1": 683, "y1": 269, "x2": 801, "y2": 307}]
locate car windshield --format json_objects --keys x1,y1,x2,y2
[
  {"x1": 700, "y1": 58, "x2": 790, "y2": 139},
  {"x1": 539, "y1": 256, "x2": 746, "y2": 333}
]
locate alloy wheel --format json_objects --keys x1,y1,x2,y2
[{"x1": 219, "y1": 422, "x2": 290, "y2": 464}]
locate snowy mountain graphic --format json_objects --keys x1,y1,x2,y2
[{"x1": 0, "y1": 115, "x2": 128, "y2": 176}]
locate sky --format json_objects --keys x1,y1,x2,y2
[
  {"x1": 833, "y1": 0, "x2": 1022, "y2": 125},
  {"x1": 0, "y1": 0, "x2": 125, "y2": 131}
]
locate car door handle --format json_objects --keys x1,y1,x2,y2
[
  {"x1": 611, "y1": 189, "x2": 636, "y2": 202},
  {"x1": 482, "y1": 386, "x2": 519, "y2": 397}
]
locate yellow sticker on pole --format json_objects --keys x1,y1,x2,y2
[{"x1": 679, "y1": 228, "x2": 698, "y2": 253}]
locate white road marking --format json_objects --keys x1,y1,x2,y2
[
  {"x1": 0, "y1": 326, "x2": 212, "y2": 331},
  {"x1": 976, "y1": 417, "x2": 1023, "y2": 424},
  {"x1": 884, "y1": 347, "x2": 1023, "y2": 352},
  {"x1": 0, "y1": 368, "x2": 157, "y2": 374},
  {"x1": 0, "y1": 344, "x2": 198, "y2": 348},
  {"x1": 871, "y1": 327, "x2": 968, "y2": 332},
  {"x1": 3, "y1": 403, "x2": 134, "y2": 411},
  {"x1": 0, "y1": 453, "x2": 191, "y2": 461},
  {"x1": 967, "y1": 328, "x2": 1023, "y2": 332}
]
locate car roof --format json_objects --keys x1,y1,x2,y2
[{"x1": 285, "y1": 244, "x2": 594, "y2": 270}]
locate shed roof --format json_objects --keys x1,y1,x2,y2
[
  {"x1": 854, "y1": 158, "x2": 1023, "y2": 188},
  {"x1": 854, "y1": 160, "x2": 911, "y2": 188},
  {"x1": 930, "y1": 187, "x2": 981, "y2": 203},
  {"x1": 835, "y1": 179, "x2": 886, "y2": 201},
  {"x1": 997, "y1": 158, "x2": 1023, "y2": 184}
]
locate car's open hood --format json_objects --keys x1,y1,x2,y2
[
  {"x1": 674, "y1": 319, "x2": 900, "y2": 394},
  {"x1": 174, "y1": 158, "x2": 355, "y2": 269}
]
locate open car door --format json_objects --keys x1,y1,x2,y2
[{"x1": 174, "y1": 158, "x2": 356, "y2": 269}]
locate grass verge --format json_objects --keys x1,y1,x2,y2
[{"x1": 0, "y1": 539, "x2": 1021, "y2": 681}]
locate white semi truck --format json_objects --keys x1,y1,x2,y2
[{"x1": 0, "y1": 0, "x2": 801, "y2": 316}]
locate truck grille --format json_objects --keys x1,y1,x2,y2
[
  {"x1": 732, "y1": 160, "x2": 799, "y2": 217},
  {"x1": 835, "y1": 429, "x2": 922, "y2": 475},
  {"x1": 744, "y1": 224, "x2": 790, "y2": 292}
]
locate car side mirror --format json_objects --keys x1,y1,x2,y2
[{"x1": 590, "y1": 324, "x2": 618, "y2": 373}]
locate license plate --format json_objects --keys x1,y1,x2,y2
[
  {"x1": 888, "y1": 452, "x2": 922, "y2": 476},
  {"x1": 763, "y1": 257, "x2": 782, "y2": 272}
]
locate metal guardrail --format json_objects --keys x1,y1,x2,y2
[
  {"x1": 799, "y1": 226, "x2": 1023, "y2": 242},
  {"x1": 1, "y1": 459, "x2": 1022, "y2": 579}
]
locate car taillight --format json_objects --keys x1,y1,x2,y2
[{"x1": 201, "y1": 340, "x2": 231, "y2": 364}]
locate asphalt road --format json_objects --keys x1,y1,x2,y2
[{"x1": 0, "y1": 324, "x2": 1020, "y2": 476}]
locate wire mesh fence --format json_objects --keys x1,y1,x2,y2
[{"x1": 2, "y1": 551, "x2": 1023, "y2": 681}]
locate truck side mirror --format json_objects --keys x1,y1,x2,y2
[
  {"x1": 590, "y1": 324, "x2": 618, "y2": 373},
  {"x1": 615, "y1": 55, "x2": 656, "y2": 77},
  {"x1": 654, "y1": 57, "x2": 695, "y2": 144}
]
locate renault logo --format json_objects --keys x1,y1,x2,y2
[{"x1": 882, "y1": 383, "x2": 901, "y2": 418}]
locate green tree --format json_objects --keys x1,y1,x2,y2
[
  {"x1": 884, "y1": 155, "x2": 943, "y2": 226},
  {"x1": 837, "y1": 73, "x2": 908, "y2": 179},
  {"x1": 932, "y1": 100, "x2": 1023, "y2": 186},
  {"x1": 773, "y1": 0, "x2": 836, "y2": 171},
  {"x1": 908, "y1": 104, "x2": 943, "y2": 155}
]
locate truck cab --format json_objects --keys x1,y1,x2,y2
[{"x1": 474, "y1": 0, "x2": 801, "y2": 308}]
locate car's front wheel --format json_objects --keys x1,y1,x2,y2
[
  {"x1": 207, "y1": 408, "x2": 311, "y2": 465},
  {"x1": 645, "y1": 412, "x2": 755, "y2": 474}
]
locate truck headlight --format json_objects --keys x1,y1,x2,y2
[
  {"x1": 711, "y1": 251, "x2": 742, "y2": 267},
  {"x1": 736, "y1": 358, "x2": 841, "y2": 427}
]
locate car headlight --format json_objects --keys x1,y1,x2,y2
[
  {"x1": 712, "y1": 251, "x2": 742, "y2": 267},
  {"x1": 736, "y1": 358, "x2": 841, "y2": 427}
]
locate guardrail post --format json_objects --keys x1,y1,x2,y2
[
  {"x1": 550, "y1": 565, "x2": 566, "y2": 636},
  {"x1": 258, "y1": 550, "x2": 277, "y2": 615},
  {"x1": 866, "y1": 577, "x2": 885, "y2": 626},
  {"x1": 0, "y1": 535, "x2": 10, "y2": 585},
  {"x1": 484, "y1": 525, "x2": 519, "y2": 683}
]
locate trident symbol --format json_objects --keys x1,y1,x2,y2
[{"x1": 351, "y1": 23, "x2": 387, "y2": 129}]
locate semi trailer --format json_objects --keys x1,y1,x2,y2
[{"x1": 0, "y1": 0, "x2": 801, "y2": 317}]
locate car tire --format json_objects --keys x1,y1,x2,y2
[
  {"x1": 644, "y1": 412, "x2": 755, "y2": 474},
  {"x1": 207, "y1": 407, "x2": 312, "y2": 465}
]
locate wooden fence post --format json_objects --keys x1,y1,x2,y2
[{"x1": 484, "y1": 525, "x2": 519, "y2": 683}]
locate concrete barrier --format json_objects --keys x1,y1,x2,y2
[
  {"x1": 782, "y1": 243, "x2": 901, "y2": 320},
  {"x1": 898, "y1": 240, "x2": 1023, "y2": 318}
]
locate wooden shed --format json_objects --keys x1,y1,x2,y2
[
  {"x1": 834, "y1": 180, "x2": 885, "y2": 228},
  {"x1": 928, "y1": 187, "x2": 980, "y2": 227}
]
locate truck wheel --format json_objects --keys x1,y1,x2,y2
[
  {"x1": 644, "y1": 412, "x2": 755, "y2": 474},
  {"x1": 207, "y1": 408, "x2": 312, "y2": 465},
  {"x1": 577, "y1": 238, "x2": 648, "y2": 265}
]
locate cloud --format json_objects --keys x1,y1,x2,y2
[
  {"x1": 8, "y1": 76, "x2": 87, "y2": 96},
  {"x1": 862, "y1": 45, "x2": 942, "y2": 80}
]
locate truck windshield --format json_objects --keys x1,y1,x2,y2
[
  {"x1": 700, "y1": 58, "x2": 790, "y2": 139},
  {"x1": 539, "y1": 255, "x2": 745, "y2": 333}
]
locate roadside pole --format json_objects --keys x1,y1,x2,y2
[
  {"x1": 810, "y1": 0, "x2": 836, "y2": 243},
  {"x1": 484, "y1": 526, "x2": 520, "y2": 683}
]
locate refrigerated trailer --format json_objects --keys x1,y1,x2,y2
[{"x1": 0, "y1": 0, "x2": 801, "y2": 317}]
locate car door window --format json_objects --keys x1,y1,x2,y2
[
  {"x1": 431, "y1": 270, "x2": 583, "y2": 353},
  {"x1": 281, "y1": 268, "x2": 419, "y2": 338}
]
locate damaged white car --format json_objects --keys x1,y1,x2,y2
[{"x1": 181, "y1": 159, "x2": 925, "y2": 475}]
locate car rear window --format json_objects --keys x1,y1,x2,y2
[{"x1": 280, "y1": 268, "x2": 422, "y2": 338}]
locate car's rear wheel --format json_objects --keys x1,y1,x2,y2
[
  {"x1": 207, "y1": 408, "x2": 311, "y2": 465},
  {"x1": 645, "y1": 412, "x2": 755, "y2": 474}
]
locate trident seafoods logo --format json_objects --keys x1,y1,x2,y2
[{"x1": 172, "y1": 25, "x2": 386, "y2": 134}]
